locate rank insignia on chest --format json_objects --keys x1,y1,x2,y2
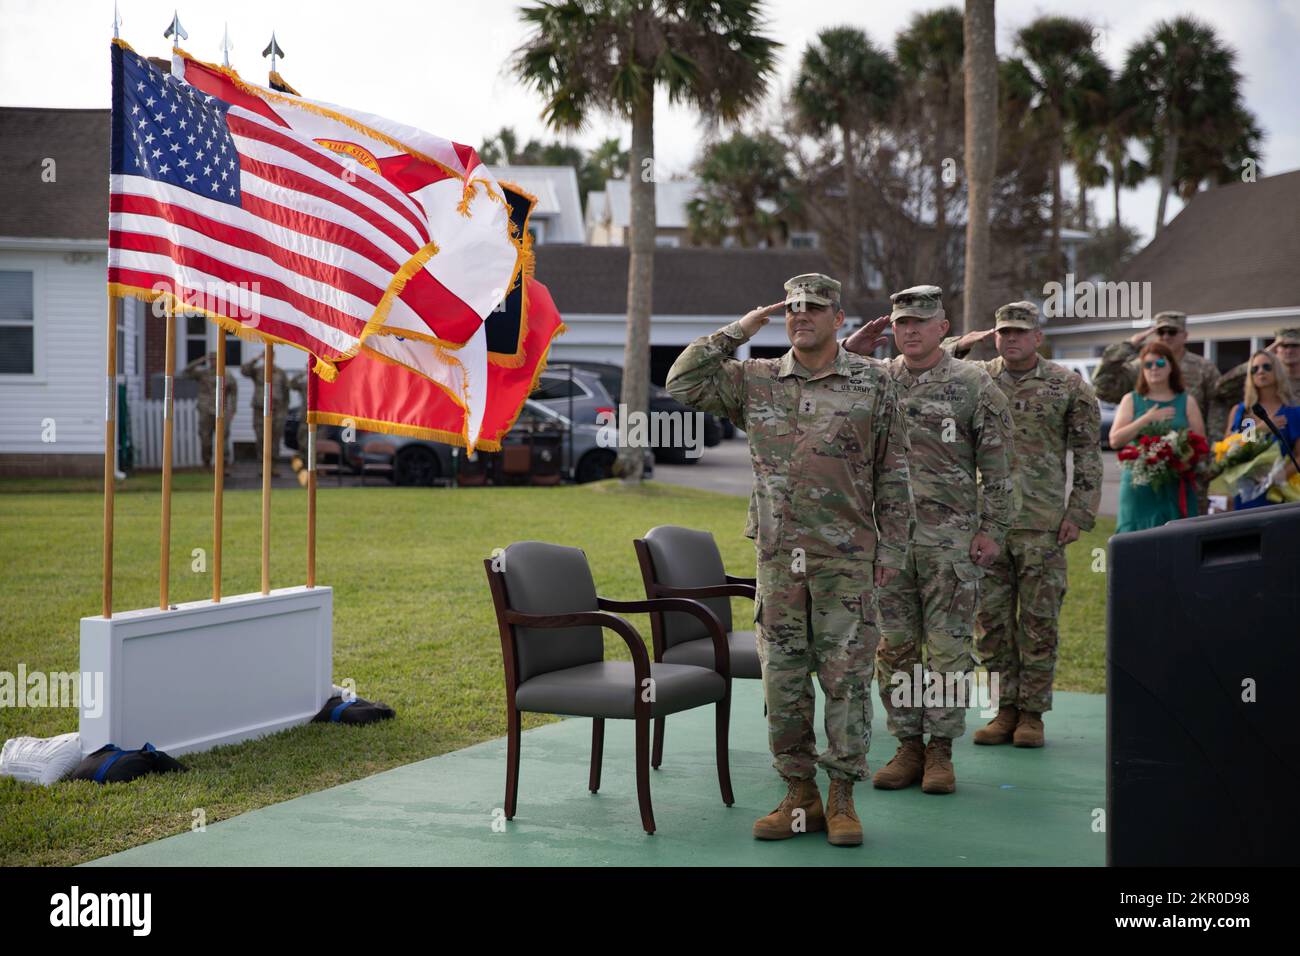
[{"x1": 800, "y1": 397, "x2": 816, "y2": 415}]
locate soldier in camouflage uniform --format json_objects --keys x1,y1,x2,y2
[
  {"x1": 863, "y1": 286, "x2": 1016, "y2": 795},
  {"x1": 667, "y1": 272, "x2": 915, "y2": 847},
  {"x1": 933, "y1": 301, "x2": 1102, "y2": 747},
  {"x1": 241, "y1": 351, "x2": 291, "y2": 477},
  {"x1": 1215, "y1": 328, "x2": 1300, "y2": 438},
  {"x1": 181, "y1": 352, "x2": 238, "y2": 475},
  {"x1": 1094, "y1": 311, "x2": 1222, "y2": 476}
]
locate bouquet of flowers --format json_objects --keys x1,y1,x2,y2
[
  {"x1": 1209, "y1": 425, "x2": 1290, "y2": 504},
  {"x1": 1117, "y1": 427, "x2": 1211, "y2": 516}
]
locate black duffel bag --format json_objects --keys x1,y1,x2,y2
[
  {"x1": 70, "y1": 743, "x2": 187, "y2": 784},
  {"x1": 311, "y1": 695, "x2": 396, "y2": 725}
]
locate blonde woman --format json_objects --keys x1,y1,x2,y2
[{"x1": 1225, "y1": 350, "x2": 1300, "y2": 511}]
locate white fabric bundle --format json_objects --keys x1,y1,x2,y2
[{"x1": 0, "y1": 733, "x2": 82, "y2": 786}]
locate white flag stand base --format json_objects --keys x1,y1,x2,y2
[{"x1": 79, "y1": 586, "x2": 333, "y2": 757}]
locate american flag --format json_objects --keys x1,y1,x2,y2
[{"x1": 109, "y1": 41, "x2": 520, "y2": 445}]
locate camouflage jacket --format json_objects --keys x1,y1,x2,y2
[
  {"x1": 667, "y1": 321, "x2": 915, "y2": 567},
  {"x1": 181, "y1": 362, "x2": 238, "y2": 417},
  {"x1": 240, "y1": 359, "x2": 291, "y2": 413},
  {"x1": 1093, "y1": 341, "x2": 1223, "y2": 439},
  {"x1": 885, "y1": 351, "x2": 1016, "y2": 549},
  {"x1": 945, "y1": 345, "x2": 1103, "y2": 532}
]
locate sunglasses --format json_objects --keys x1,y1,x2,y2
[
  {"x1": 1142, "y1": 358, "x2": 1168, "y2": 369},
  {"x1": 1154, "y1": 328, "x2": 1181, "y2": 336},
  {"x1": 1251, "y1": 364, "x2": 1273, "y2": 374}
]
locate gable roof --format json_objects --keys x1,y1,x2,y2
[
  {"x1": 1047, "y1": 169, "x2": 1300, "y2": 328},
  {"x1": 0, "y1": 107, "x2": 111, "y2": 241}
]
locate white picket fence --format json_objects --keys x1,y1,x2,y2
[{"x1": 129, "y1": 397, "x2": 204, "y2": 469}]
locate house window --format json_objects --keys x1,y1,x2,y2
[
  {"x1": 0, "y1": 270, "x2": 35, "y2": 375},
  {"x1": 789, "y1": 232, "x2": 818, "y2": 250},
  {"x1": 183, "y1": 313, "x2": 208, "y2": 366},
  {"x1": 655, "y1": 235, "x2": 681, "y2": 248}
]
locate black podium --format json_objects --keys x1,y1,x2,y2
[{"x1": 1108, "y1": 502, "x2": 1300, "y2": 865}]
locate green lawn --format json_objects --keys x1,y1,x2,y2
[{"x1": 0, "y1": 476, "x2": 1112, "y2": 865}]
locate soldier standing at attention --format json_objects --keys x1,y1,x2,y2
[
  {"x1": 241, "y1": 351, "x2": 290, "y2": 477},
  {"x1": 182, "y1": 351, "x2": 237, "y2": 477},
  {"x1": 667, "y1": 273, "x2": 915, "y2": 848},
  {"x1": 913, "y1": 301, "x2": 1102, "y2": 747},
  {"x1": 847, "y1": 286, "x2": 1015, "y2": 794},
  {"x1": 1093, "y1": 311, "x2": 1222, "y2": 441}
]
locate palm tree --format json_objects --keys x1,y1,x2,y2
[
  {"x1": 962, "y1": 0, "x2": 997, "y2": 334},
  {"x1": 793, "y1": 27, "x2": 899, "y2": 301},
  {"x1": 480, "y1": 126, "x2": 522, "y2": 165},
  {"x1": 687, "y1": 130, "x2": 793, "y2": 247},
  {"x1": 1097, "y1": 72, "x2": 1146, "y2": 232},
  {"x1": 895, "y1": 8, "x2": 964, "y2": 276},
  {"x1": 1005, "y1": 16, "x2": 1108, "y2": 277},
  {"x1": 513, "y1": 0, "x2": 779, "y2": 483},
  {"x1": 1122, "y1": 16, "x2": 1254, "y2": 235}
]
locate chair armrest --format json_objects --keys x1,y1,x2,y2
[
  {"x1": 598, "y1": 597, "x2": 731, "y2": 679},
  {"x1": 503, "y1": 608, "x2": 651, "y2": 683},
  {"x1": 656, "y1": 583, "x2": 756, "y2": 602},
  {"x1": 725, "y1": 574, "x2": 757, "y2": 588}
]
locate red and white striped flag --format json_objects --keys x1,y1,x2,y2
[{"x1": 108, "y1": 40, "x2": 521, "y2": 446}]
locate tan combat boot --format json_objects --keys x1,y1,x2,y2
[
  {"x1": 826, "y1": 778, "x2": 863, "y2": 847},
  {"x1": 973, "y1": 706, "x2": 1019, "y2": 745},
  {"x1": 1014, "y1": 710, "x2": 1045, "y2": 748},
  {"x1": 753, "y1": 776, "x2": 825, "y2": 840},
  {"x1": 921, "y1": 736, "x2": 956, "y2": 794},
  {"x1": 872, "y1": 736, "x2": 925, "y2": 790}
]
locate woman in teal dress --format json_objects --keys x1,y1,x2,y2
[{"x1": 1109, "y1": 341, "x2": 1207, "y2": 533}]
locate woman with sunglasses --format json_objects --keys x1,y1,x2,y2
[
  {"x1": 1224, "y1": 350, "x2": 1300, "y2": 511},
  {"x1": 1110, "y1": 341, "x2": 1206, "y2": 532}
]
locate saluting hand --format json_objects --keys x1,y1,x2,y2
[
  {"x1": 1128, "y1": 326, "x2": 1158, "y2": 347},
  {"x1": 738, "y1": 301, "x2": 787, "y2": 337},
  {"x1": 844, "y1": 315, "x2": 890, "y2": 356}
]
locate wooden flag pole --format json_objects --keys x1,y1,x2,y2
[
  {"x1": 212, "y1": 333, "x2": 226, "y2": 603},
  {"x1": 261, "y1": 343, "x2": 273, "y2": 595},
  {"x1": 307, "y1": 421, "x2": 316, "y2": 588},
  {"x1": 160, "y1": 301, "x2": 176, "y2": 611},
  {"x1": 102, "y1": 293, "x2": 117, "y2": 619}
]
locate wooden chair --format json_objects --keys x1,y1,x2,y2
[
  {"x1": 485, "y1": 540, "x2": 734, "y2": 834},
  {"x1": 315, "y1": 437, "x2": 345, "y2": 486},
  {"x1": 360, "y1": 438, "x2": 397, "y2": 485},
  {"x1": 634, "y1": 526, "x2": 760, "y2": 769}
]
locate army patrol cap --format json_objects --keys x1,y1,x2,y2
[
  {"x1": 1153, "y1": 310, "x2": 1187, "y2": 330},
  {"x1": 994, "y1": 300, "x2": 1040, "y2": 330},
  {"x1": 890, "y1": 285, "x2": 944, "y2": 321},
  {"x1": 1275, "y1": 327, "x2": 1300, "y2": 344},
  {"x1": 783, "y1": 273, "x2": 841, "y2": 310}
]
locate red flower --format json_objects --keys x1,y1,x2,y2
[{"x1": 1118, "y1": 446, "x2": 1139, "y2": 461}]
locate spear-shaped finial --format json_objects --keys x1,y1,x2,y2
[
  {"x1": 221, "y1": 22, "x2": 234, "y2": 67},
  {"x1": 262, "y1": 32, "x2": 285, "y2": 75},
  {"x1": 164, "y1": 11, "x2": 188, "y2": 50},
  {"x1": 112, "y1": 0, "x2": 122, "y2": 39}
]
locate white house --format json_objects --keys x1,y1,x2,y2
[{"x1": 486, "y1": 165, "x2": 584, "y2": 244}]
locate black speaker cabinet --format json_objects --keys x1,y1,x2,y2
[{"x1": 1108, "y1": 502, "x2": 1300, "y2": 865}]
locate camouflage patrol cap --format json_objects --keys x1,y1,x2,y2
[
  {"x1": 1153, "y1": 310, "x2": 1187, "y2": 330},
  {"x1": 994, "y1": 300, "x2": 1040, "y2": 330},
  {"x1": 890, "y1": 284, "x2": 944, "y2": 321},
  {"x1": 784, "y1": 273, "x2": 841, "y2": 310},
  {"x1": 1275, "y1": 327, "x2": 1300, "y2": 344}
]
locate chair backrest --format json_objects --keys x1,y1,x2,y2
[
  {"x1": 499, "y1": 541, "x2": 604, "y2": 682},
  {"x1": 642, "y1": 526, "x2": 732, "y2": 648}
]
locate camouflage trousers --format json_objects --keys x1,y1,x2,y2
[
  {"x1": 975, "y1": 529, "x2": 1068, "y2": 713},
  {"x1": 755, "y1": 553, "x2": 878, "y2": 783},
  {"x1": 252, "y1": 411, "x2": 287, "y2": 466},
  {"x1": 876, "y1": 545, "x2": 981, "y2": 740}
]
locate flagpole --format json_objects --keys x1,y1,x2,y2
[
  {"x1": 307, "y1": 421, "x2": 316, "y2": 588},
  {"x1": 160, "y1": 300, "x2": 176, "y2": 611},
  {"x1": 261, "y1": 343, "x2": 273, "y2": 595},
  {"x1": 102, "y1": 293, "x2": 117, "y2": 618},
  {"x1": 212, "y1": 333, "x2": 225, "y2": 602}
]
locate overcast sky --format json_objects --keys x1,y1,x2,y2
[{"x1": 3, "y1": 0, "x2": 1296, "y2": 244}]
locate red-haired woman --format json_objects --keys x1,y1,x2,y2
[{"x1": 1109, "y1": 341, "x2": 1206, "y2": 532}]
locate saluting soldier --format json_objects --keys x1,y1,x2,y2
[
  {"x1": 181, "y1": 351, "x2": 238, "y2": 476},
  {"x1": 668, "y1": 273, "x2": 915, "y2": 848},
  {"x1": 241, "y1": 351, "x2": 290, "y2": 477},
  {"x1": 845, "y1": 286, "x2": 1015, "y2": 794}
]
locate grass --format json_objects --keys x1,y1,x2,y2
[{"x1": 0, "y1": 476, "x2": 1112, "y2": 865}]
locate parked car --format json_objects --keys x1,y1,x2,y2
[
  {"x1": 553, "y1": 360, "x2": 721, "y2": 463},
  {"x1": 1053, "y1": 357, "x2": 1117, "y2": 449},
  {"x1": 528, "y1": 367, "x2": 616, "y2": 427},
  {"x1": 351, "y1": 399, "x2": 651, "y2": 486}
]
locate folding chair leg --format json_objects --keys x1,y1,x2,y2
[
  {"x1": 635, "y1": 715, "x2": 655, "y2": 834},
  {"x1": 589, "y1": 718, "x2": 604, "y2": 793},
  {"x1": 505, "y1": 705, "x2": 521, "y2": 819},
  {"x1": 715, "y1": 692, "x2": 735, "y2": 807},
  {"x1": 652, "y1": 716, "x2": 665, "y2": 769}
]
